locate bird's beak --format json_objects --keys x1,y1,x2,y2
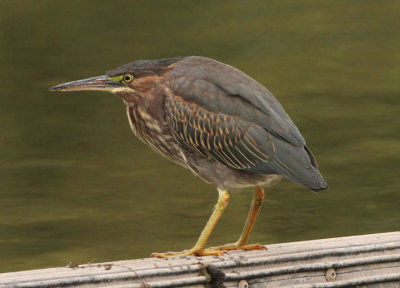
[{"x1": 49, "y1": 75, "x2": 121, "y2": 92}]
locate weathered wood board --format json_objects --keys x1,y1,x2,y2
[{"x1": 1, "y1": 232, "x2": 399, "y2": 287}]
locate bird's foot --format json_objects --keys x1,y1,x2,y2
[
  {"x1": 151, "y1": 243, "x2": 266, "y2": 258},
  {"x1": 151, "y1": 248, "x2": 224, "y2": 258},
  {"x1": 207, "y1": 242, "x2": 267, "y2": 252}
]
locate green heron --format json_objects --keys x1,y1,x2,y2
[{"x1": 50, "y1": 56, "x2": 327, "y2": 258}]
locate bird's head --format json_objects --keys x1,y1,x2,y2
[{"x1": 50, "y1": 57, "x2": 185, "y2": 102}]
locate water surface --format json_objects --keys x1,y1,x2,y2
[{"x1": 0, "y1": 0, "x2": 399, "y2": 272}]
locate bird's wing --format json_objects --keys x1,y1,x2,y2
[
  {"x1": 165, "y1": 94, "x2": 273, "y2": 172},
  {"x1": 164, "y1": 94, "x2": 326, "y2": 190},
  {"x1": 165, "y1": 57, "x2": 327, "y2": 190},
  {"x1": 170, "y1": 56, "x2": 306, "y2": 147}
]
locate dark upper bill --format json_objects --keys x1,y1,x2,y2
[{"x1": 50, "y1": 75, "x2": 121, "y2": 92}]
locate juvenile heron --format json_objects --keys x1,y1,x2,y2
[{"x1": 50, "y1": 56, "x2": 328, "y2": 257}]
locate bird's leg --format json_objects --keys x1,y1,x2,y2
[
  {"x1": 151, "y1": 189, "x2": 230, "y2": 258},
  {"x1": 208, "y1": 186, "x2": 267, "y2": 252}
]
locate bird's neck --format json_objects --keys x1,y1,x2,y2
[{"x1": 124, "y1": 102, "x2": 182, "y2": 164}]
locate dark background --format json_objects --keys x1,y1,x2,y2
[{"x1": 0, "y1": 0, "x2": 399, "y2": 272}]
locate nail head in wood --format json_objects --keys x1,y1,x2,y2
[
  {"x1": 238, "y1": 279, "x2": 249, "y2": 288},
  {"x1": 325, "y1": 267, "x2": 337, "y2": 281}
]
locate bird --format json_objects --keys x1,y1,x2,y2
[{"x1": 50, "y1": 56, "x2": 328, "y2": 258}]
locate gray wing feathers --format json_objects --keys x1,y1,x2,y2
[
  {"x1": 165, "y1": 95, "x2": 326, "y2": 190},
  {"x1": 171, "y1": 56, "x2": 305, "y2": 146},
  {"x1": 247, "y1": 126, "x2": 326, "y2": 190},
  {"x1": 167, "y1": 56, "x2": 327, "y2": 190}
]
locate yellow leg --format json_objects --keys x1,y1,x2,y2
[
  {"x1": 208, "y1": 186, "x2": 267, "y2": 251},
  {"x1": 151, "y1": 188, "x2": 230, "y2": 258}
]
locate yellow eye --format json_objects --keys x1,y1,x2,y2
[{"x1": 122, "y1": 74, "x2": 134, "y2": 83}]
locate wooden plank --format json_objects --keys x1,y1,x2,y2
[{"x1": 0, "y1": 232, "x2": 399, "y2": 287}]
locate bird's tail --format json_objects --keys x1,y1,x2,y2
[{"x1": 267, "y1": 137, "x2": 328, "y2": 191}]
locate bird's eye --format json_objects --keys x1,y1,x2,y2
[{"x1": 122, "y1": 74, "x2": 134, "y2": 83}]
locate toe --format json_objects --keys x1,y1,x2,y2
[
  {"x1": 200, "y1": 249, "x2": 224, "y2": 256},
  {"x1": 151, "y1": 248, "x2": 225, "y2": 258},
  {"x1": 208, "y1": 242, "x2": 267, "y2": 252},
  {"x1": 241, "y1": 243, "x2": 267, "y2": 251}
]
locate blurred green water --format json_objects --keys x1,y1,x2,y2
[{"x1": 0, "y1": 0, "x2": 399, "y2": 272}]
